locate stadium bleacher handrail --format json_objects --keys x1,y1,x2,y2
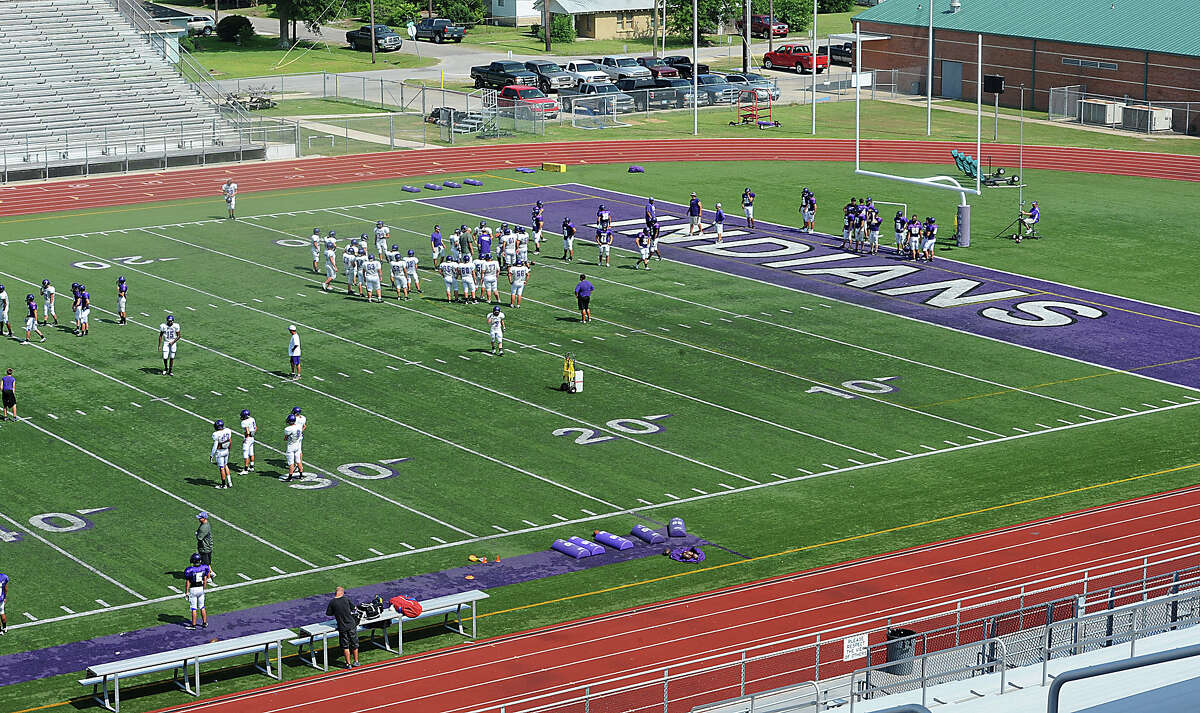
[
  {"x1": 848, "y1": 639, "x2": 1009, "y2": 713},
  {"x1": 1047, "y1": 642, "x2": 1200, "y2": 713}
]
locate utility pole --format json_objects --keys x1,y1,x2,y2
[
  {"x1": 742, "y1": 0, "x2": 751, "y2": 74},
  {"x1": 213, "y1": 0, "x2": 219, "y2": 25},
  {"x1": 543, "y1": 0, "x2": 551, "y2": 52},
  {"x1": 768, "y1": 0, "x2": 774, "y2": 53},
  {"x1": 652, "y1": 0, "x2": 659, "y2": 57},
  {"x1": 369, "y1": 0, "x2": 377, "y2": 64}
]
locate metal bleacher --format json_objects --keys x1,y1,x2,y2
[{"x1": 0, "y1": 0, "x2": 286, "y2": 180}]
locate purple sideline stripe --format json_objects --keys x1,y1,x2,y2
[
  {"x1": 0, "y1": 530, "x2": 705, "y2": 687},
  {"x1": 419, "y1": 184, "x2": 1200, "y2": 391}
]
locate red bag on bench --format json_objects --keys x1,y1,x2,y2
[{"x1": 390, "y1": 595, "x2": 422, "y2": 618}]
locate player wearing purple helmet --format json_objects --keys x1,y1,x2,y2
[
  {"x1": 487, "y1": 304, "x2": 506, "y2": 356},
  {"x1": 116, "y1": 276, "x2": 128, "y2": 325},
  {"x1": 158, "y1": 315, "x2": 181, "y2": 375},
  {"x1": 210, "y1": 418, "x2": 233, "y2": 489}
]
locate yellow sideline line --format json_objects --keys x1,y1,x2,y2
[{"x1": 9, "y1": 466, "x2": 1197, "y2": 713}]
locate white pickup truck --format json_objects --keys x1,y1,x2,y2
[
  {"x1": 562, "y1": 60, "x2": 611, "y2": 87},
  {"x1": 597, "y1": 55, "x2": 652, "y2": 80}
]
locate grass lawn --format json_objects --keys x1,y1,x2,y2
[
  {"x1": 0, "y1": 161, "x2": 1196, "y2": 712},
  {"x1": 255, "y1": 98, "x2": 400, "y2": 117},
  {"x1": 186, "y1": 34, "x2": 436, "y2": 78}
]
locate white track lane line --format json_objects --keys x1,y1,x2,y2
[{"x1": 0, "y1": 508, "x2": 146, "y2": 600}]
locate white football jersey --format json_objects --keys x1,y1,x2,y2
[
  {"x1": 325, "y1": 248, "x2": 337, "y2": 263},
  {"x1": 515, "y1": 233, "x2": 528, "y2": 249},
  {"x1": 509, "y1": 265, "x2": 529, "y2": 284},
  {"x1": 472, "y1": 258, "x2": 486, "y2": 275},
  {"x1": 41, "y1": 285, "x2": 55, "y2": 300},
  {"x1": 311, "y1": 233, "x2": 322, "y2": 249},
  {"x1": 483, "y1": 260, "x2": 500, "y2": 277},
  {"x1": 160, "y1": 322, "x2": 181, "y2": 341},
  {"x1": 440, "y1": 262, "x2": 458, "y2": 279},
  {"x1": 364, "y1": 260, "x2": 380, "y2": 279},
  {"x1": 404, "y1": 256, "x2": 419, "y2": 273},
  {"x1": 212, "y1": 428, "x2": 233, "y2": 452},
  {"x1": 374, "y1": 226, "x2": 390, "y2": 240},
  {"x1": 342, "y1": 250, "x2": 355, "y2": 268},
  {"x1": 456, "y1": 262, "x2": 474, "y2": 280},
  {"x1": 488, "y1": 312, "x2": 505, "y2": 331},
  {"x1": 284, "y1": 424, "x2": 303, "y2": 448},
  {"x1": 241, "y1": 416, "x2": 257, "y2": 438},
  {"x1": 295, "y1": 414, "x2": 307, "y2": 433},
  {"x1": 501, "y1": 234, "x2": 517, "y2": 253},
  {"x1": 390, "y1": 258, "x2": 405, "y2": 276}
]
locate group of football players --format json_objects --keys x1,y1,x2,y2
[
  {"x1": 207, "y1": 405, "x2": 309, "y2": 490},
  {"x1": 0, "y1": 277, "x2": 120, "y2": 344},
  {"x1": 841, "y1": 197, "x2": 940, "y2": 262}
]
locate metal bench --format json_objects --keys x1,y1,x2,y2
[
  {"x1": 78, "y1": 628, "x2": 294, "y2": 712},
  {"x1": 290, "y1": 590, "x2": 489, "y2": 670}
]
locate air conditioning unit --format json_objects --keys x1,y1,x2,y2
[
  {"x1": 1122, "y1": 105, "x2": 1174, "y2": 132},
  {"x1": 1078, "y1": 98, "x2": 1123, "y2": 126}
]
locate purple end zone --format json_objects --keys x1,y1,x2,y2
[
  {"x1": 418, "y1": 184, "x2": 1200, "y2": 392},
  {"x1": 0, "y1": 529, "x2": 706, "y2": 687}
]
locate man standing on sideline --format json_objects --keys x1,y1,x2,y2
[
  {"x1": 183, "y1": 553, "x2": 211, "y2": 629},
  {"x1": 0, "y1": 570, "x2": 8, "y2": 634},
  {"x1": 687, "y1": 192, "x2": 703, "y2": 236},
  {"x1": 2, "y1": 369, "x2": 16, "y2": 421},
  {"x1": 327, "y1": 586, "x2": 360, "y2": 669},
  {"x1": 240, "y1": 409, "x2": 256, "y2": 474},
  {"x1": 575, "y1": 274, "x2": 594, "y2": 324},
  {"x1": 741, "y1": 187, "x2": 755, "y2": 229},
  {"x1": 222, "y1": 178, "x2": 237, "y2": 219},
  {"x1": 288, "y1": 325, "x2": 301, "y2": 379},
  {"x1": 714, "y1": 203, "x2": 725, "y2": 244},
  {"x1": 116, "y1": 276, "x2": 128, "y2": 325},
  {"x1": 195, "y1": 512, "x2": 216, "y2": 580}
]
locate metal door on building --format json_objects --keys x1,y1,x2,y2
[{"x1": 942, "y1": 60, "x2": 963, "y2": 99}]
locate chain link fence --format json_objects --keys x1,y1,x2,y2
[{"x1": 1046, "y1": 85, "x2": 1198, "y2": 135}]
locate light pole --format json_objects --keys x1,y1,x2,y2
[
  {"x1": 692, "y1": 0, "x2": 698, "y2": 135},
  {"x1": 742, "y1": 0, "x2": 751, "y2": 74},
  {"x1": 810, "y1": 0, "x2": 816, "y2": 134},
  {"x1": 369, "y1": 0, "x2": 377, "y2": 64},
  {"x1": 926, "y1": 0, "x2": 933, "y2": 136},
  {"x1": 768, "y1": 0, "x2": 775, "y2": 53},
  {"x1": 543, "y1": 0, "x2": 552, "y2": 52},
  {"x1": 1019, "y1": 83, "x2": 1025, "y2": 211}
]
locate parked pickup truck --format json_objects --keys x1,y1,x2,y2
[
  {"x1": 661, "y1": 55, "x2": 709, "y2": 79},
  {"x1": 471, "y1": 60, "x2": 539, "y2": 89},
  {"x1": 557, "y1": 82, "x2": 636, "y2": 114},
  {"x1": 761, "y1": 44, "x2": 828, "y2": 73},
  {"x1": 615, "y1": 78, "x2": 677, "y2": 111},
  {"x1": 721, "y1": 72, "x2": 782, "y2": 101},
  {"x1": 346, "y1": 25, "x2": 403, "y2": 51},
  {"x1": 694, "y1": 73, "x2": 741, "y2": 104},
  {"x1": 524, "y1": 59, "x2": 576, "y2": 93},
  {"x1": 736, "y1": 14, "x2": 788, "y2": 38},
  {"x1": 655, "y1": 77, "x2": 706, "y2": 107},
  {"x1": 635, "y1": 56, "x2": 680, "y2": 79},
  {"x1": 828, "y1": 42, "x2": 855, "y2": 66},
  {"x1": 562, "y1": 60, "x2": 611, "y2": 86},
  {"x1": 597, "y1": 55, "x2": 652, "y2": 81},
  {"x1": 496, "y1": 85, "x2": 560, "y2": 120},
  {"x1": 415, "y1": 18, "x2": 465, "y2": 43}
]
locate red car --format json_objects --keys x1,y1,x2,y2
[
  {"x1": 761, "y1": 44, "x2": 828, "y2": 74},
  {"x1": 737, "y1": 14, "x2": 788, "y2": 38},
  {"x1": 497, "y1": 85, "x2": 560, "y2": 119},
  {"x1": 635, "y1": 56, "x2": 680, "y2": 79}
]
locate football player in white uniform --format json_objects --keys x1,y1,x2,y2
[
  {"x1": 210, "y1": 419, "x2": 233, "y2": 489},
  {"x1": 403, "y1": 249, "x2": 421, "y2": 293},
  {"x1": 0, "y1": 284, "x2": 11, "y2": 337},
  {"x1": 439, "y1": 256, "x2": 459, "y2": 302},
  {"x1": 281, "y1": 413, "x2": 304, "y2": 482},
  {"x1": 322, "y1": 240, "x2": 338, "y2": 291},
  {"x1": 471, "y1": 252, "x2": 487, "y2": 301},
  {"x1": 39, "y1": 279, "x2": 58, "y2": 326},
  {"x1": 158, "y1": 315, "x2": 181, "y2": 376},
  {"x1": 508, "y1": 259, "x2": 530, "y2": 308},
  {"x1": 456, "y1": 254, "x2": 477, "y2": 304},
  {"x1": 487, "y1": 305, "x2": 506, "y2": 356},
  {"x1": 500, "y1": 229, "x2": 517, "y2": 268},
  {"x1": 597, "y1": 228, "x2": 613, "y2": 267},
  {"x1": 515, "y1": 227, "x2": 530, "y2": 264},
  {"x1": 363, "y1": 253, "x2": 383, "y2": 303},
  {"x1": 389, "y1": 247, "x2": 410, "y2": 300},
  {"x1": 239, "y1": 408, "x2": 257, "y2": 474},
  {"x1": 354, "y1": 241, "x2": 369, "y2": 298},
  {"x1": 374, "y1": 220, "x2": 390, "y2": 257},
  {"x1": 222, "y1": 178, "x2": 237, "y2": 219},
  {"x1": 310, "y1": 228, "x2": 323, "y2": 272},
  {"x1": 481, "y1": 252, "x2": 501, "y2": 304},
  {"x1": 342, "y1": 242, "x2": 357, "y2": 294}
]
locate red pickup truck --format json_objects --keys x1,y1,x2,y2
[
  {"x1": 761, "y1": 44, "x2": 829, "y2": 74},
  {"x1": 497, "y1": 85, "x2": 560, "y2": 119}
]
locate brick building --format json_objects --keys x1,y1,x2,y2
[{"x1": 852, "y1": 0, "x2": 1200, "y2": 133}]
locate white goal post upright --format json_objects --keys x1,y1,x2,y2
[{"x1": 853, "y1": 20, "x2": 982, "y2": 206}]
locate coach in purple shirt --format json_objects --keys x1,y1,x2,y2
[
  {"x1": 574, "y1": 275, "x2": 594, "y2": 324},
  {"x1": 1, "y1": 369, "x2": 15, "y2": 421}
]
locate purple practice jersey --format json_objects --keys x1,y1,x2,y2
[
  {"x1": 26, "y1": 300, "x2": 36, "y2": 319},
  {"x1": 183, "y1": 564, "x2": 211, "y2": 589},
  {"x1": 118, "y1": 283, "x2": 127, "y2": 297},
  {"x1": 478, "y1": 234, "x2": 492, "y2": 255},
  {"x1": 430, "y1": 230, "x2": 443, "y2": 247},
  {"x1": 80, "y1": 291, "x2": 90, "y2": 306}
]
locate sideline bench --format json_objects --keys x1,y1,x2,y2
[
  {"x1": 78, "y1": 628, "x2": 294, "y2": 712},
  {"x1": 291, "y1": 590, "x2": 489, "y2": 670}
]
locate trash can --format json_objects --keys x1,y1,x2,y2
[{"x1": 882, "y1": 628, "x2": 917, "y2": 675}]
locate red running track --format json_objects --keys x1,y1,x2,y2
[
  {"x1": 152, "y1": 484, "x2": 1200, "y2": 713},
  {"x1": 2, "y1": 138, "x2": 1199, "y2": 218}
]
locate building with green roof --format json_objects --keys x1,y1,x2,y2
[{"x1": 850, "y1": 0, "x2": 1199, "y2": 133}]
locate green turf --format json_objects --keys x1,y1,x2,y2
[
  {"x1": 256, "y1": 98, "x2": 401, "y2": 117},
  {"x1": 0, "y1": 162, "x2": 1197, "y2": 713},
  {"x1": 187, "y1": 35, "x2": 436, "y2": 78}
]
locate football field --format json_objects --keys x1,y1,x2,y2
[{"x1": 0, "y1": 161, "x2": 1198, "y2": 710}]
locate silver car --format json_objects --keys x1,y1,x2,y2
[{"x1": 722, "y1": 72, "x2": 782, "y2": 102}]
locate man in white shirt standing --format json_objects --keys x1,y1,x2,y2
[
  {"x1": 0, "y1": 284, "x2": 11, "y2": 338},
  {"x1": 239, "y1": 408, "x2": 257, "y2": 474},
  {"x1": 222, "y1": 178, "x2": 237, "y2": 220},
  {"x1": 158, "y1": 315, "x2": 180, "y2": 376},
  {"x1": 210, "y1": 419, "x2": 233, "y2": 489},
  {"x1": 288, "y1": 325, "x2": 302, "y2": 379}
]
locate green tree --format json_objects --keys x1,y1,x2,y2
[
  {"x1": 216, "y1": 14, "x2": 253, "y2": 42},
  {"x1": 752, "y1": 0, "x2": 814, "y2": 33},
  {"x1": 818, "y1": 0, "x2": 854, "y2": 12},
  {"x1": 348, "y1": 0, "x2": 419, "y2": 25},
  {"x1": 535, "y1": 14, "x2": 576, "y2": 43},
  {"x1": 435, "y1": 0, "x2": 486, "y2": 25}
]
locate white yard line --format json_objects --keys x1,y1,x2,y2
[{"x1": 0, "y1": 508, "x2": 146, "y2": 600}]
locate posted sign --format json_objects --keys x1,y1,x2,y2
[{"x1": 842, "y1": 633, "x2": 869, "y2": 662}]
